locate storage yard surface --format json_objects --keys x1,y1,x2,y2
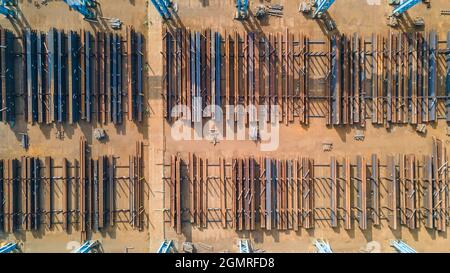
[{"x1": 0, "y1": 0, "x2": 449, "y2": 253}]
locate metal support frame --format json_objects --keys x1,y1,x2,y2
[
  {"x1": 74, "y1": 240, "x2": 101, "y2": 253},
  {"x1": 238, "y1": 239, "x2": 251, "y2": 253}
]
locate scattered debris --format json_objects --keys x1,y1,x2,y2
[
  {"x1": 183, "y1": 242, "x2": 194, "y2": 253},
  {"x1": 354, "y1": 129, "x2": 365, "y2": 141},
  {"x1": 322, "y1": 142, "x2": 333, "y2": 152},
  {"x1": 101, "y1": 17, "x2": 123, "y2": 30},
  {"x1": 299, "y1": 2, "x2": 312, "y2": 13},
  {"x1": 255, "y1": 3, "x2": 284, "y2": 20},
  {"x1": 56, "y1": 130, "x2": 65, "y2": 140},
  {"x1": 412, "y1": 17, "x2": 425, "y2": 27},
  {"x1": 324, "y1": 18, "x2": 337, "y2": 31},
  {"x1": 253, "y1": 248, "x2": 266, "y2": 253},
  {"x1": 360, "y1": 241, "x2": 381, "y2": 253},
  {"x1": 387, "y1": 16, "x2": 399, "y2": 27},
  {"x1": 196, "y1": 242, "x2": 213, "y2": 252},
  {"x1": 94, "y1": 128, "x2": 107, "y2": 141},
  {"x1": 441, "y1": 10, "x2": 450, "y2": 15},
  {"x1": 416, "y1": 124, "x2": 427, "y2": 134}
]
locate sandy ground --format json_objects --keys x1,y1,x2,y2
[{"x1": 0, "y1": 0, "x2": 448, "y2": 253}]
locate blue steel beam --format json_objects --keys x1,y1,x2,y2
[
  {"x1": 75, "y1": 241, "x2": 98, "y2": 253},
  {"x1": 236, "y1": 0, "x2": 249, "y2": 19},
  {"x1": 157, "y1": 240, "x2": 173, "y2": 253},
  {"x1": 0, "y1": 243, "x2": 18, "y2": 253},
  {"x1": 313, "y1": 0, "x2": 335, "y2": 19},
  {"x1": 392, "y1": 0, "x2": 421, "y2": 17},
  {"x1": 64, "y1": 0, "x2": 96, "y2": 19},
  {"x1": 150, "y1": 0, "x2": 171, "y2": 20},
  {"x1": 0, "y1": 0, "x2": 15, "y2": 19}
]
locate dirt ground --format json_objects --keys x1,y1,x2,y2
[{"x1": 0, "y1": 0, "x2": 448, "y2": 253}]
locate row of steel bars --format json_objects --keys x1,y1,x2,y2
[
  {"x1": 167, "y1": 147, "x2": 450, "y2": 232},
  {"x1": 11, "y1": 27, "x2": 143, "y2": 125},
  {"x1": 163, "y1": 28, "x2": 311, "y2": 125},
  {"x1": 328, "y1": 34, "x2": 366, "y2": 126},
  {"x1": 387, "y1": 140, "x2": 447, "y2": 231},
  {"x1": 0, "y1": 147, "x2": 143, "y2": 234}
]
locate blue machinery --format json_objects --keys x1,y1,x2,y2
[
  {"x1": 157, "y1": 240, "x2": 174, "y2": 253},
  {"x1": 312, "y1": 0, "x2": 335, "y2": 18},
  {"x1": 63, "y1": 0, "x2": 97, "y2": 20},
  {"x1": 235, "y1": 0, "x2": 249, "y2": 20},
  {"x1": 0, "y1": 0, "x2": 15, "y2": 18},
  {"x1": 390, "y1": 240, "x2": 417, "y2": 253},
  {"x1": 314, "y1": 240, "x2": 333, "y2": 253},
  {"x1": 391, "y1": 0, "x2": 421, "y2": 17},
  {"x1": 150, "y1": 0, "x2": 172, "y2": 20},
  {"x1": 0, "y1": 243, "x2": 20, "y2": 253},
  {"x1": 74, "y1": 240, "x2": 102, "y2": 253},
  {"x1": 239, "y1": 240, "x2": 251, "y2": 253}
]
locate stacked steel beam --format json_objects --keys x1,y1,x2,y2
[
  {"x1": 163, "y1": 28, "x2": 313, "y2": 125},
  {"x1": 167, "y1": 141, "x2": 447, "y2": 232},
  {"x1": 0, "y1": 140, "x2": 145, "y2": 235},
  {"x1": 11, "y1": 27, "x2": 144, "y2": 125}
]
